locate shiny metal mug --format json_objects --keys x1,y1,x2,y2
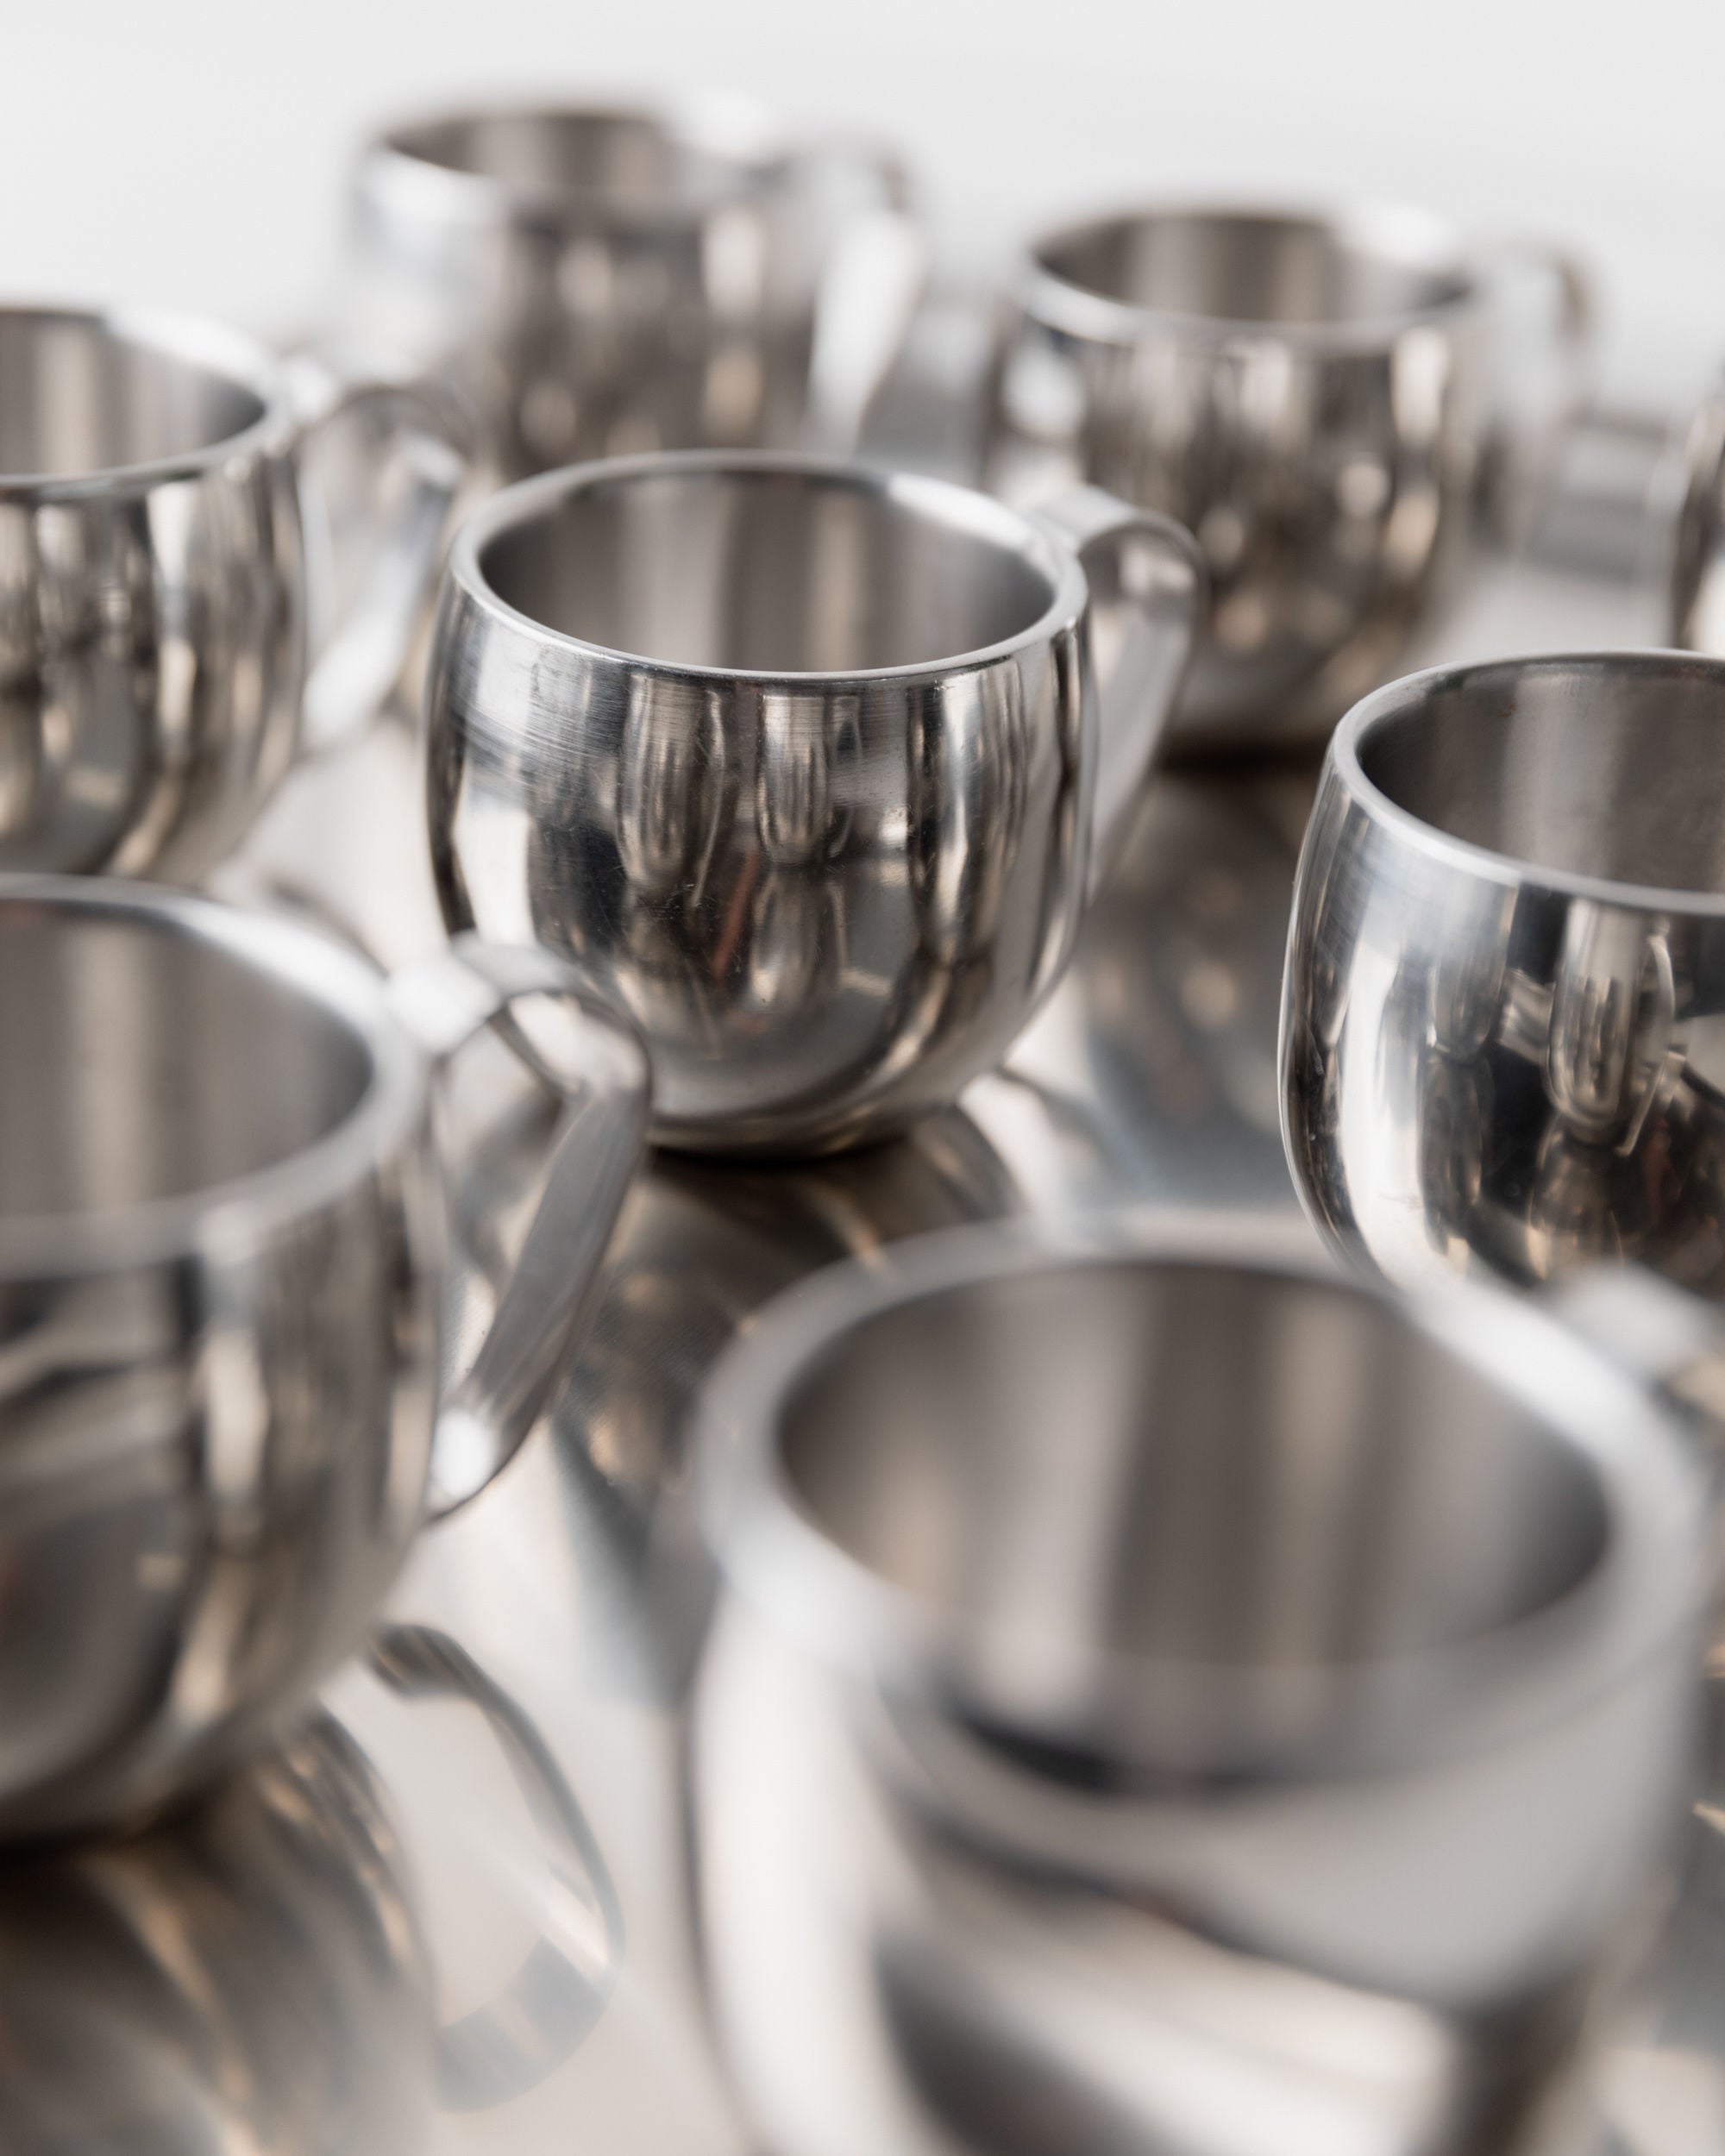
[
  {"x1": 340, "y1": 97, "x2": 925, "y2": 484},
  {"x1": 692, "y1": 1222, "x2": 1707, "y2": 2156},
  {"x1": 1280, "y1": 649, "x2": 1725, "y2": 1300},
  {"x1": 0, "y1": 877, "x2": 648, "y2": 1835},
  {"x1": 0, "y1": 306, "x2": 464, "y2": 882},
  {"x1": 425, "y1": 449, "x2": 1204, "y2": 1154},
  {"x1": 986, "y1": 204, "x2": 1590, "y2": 751}
]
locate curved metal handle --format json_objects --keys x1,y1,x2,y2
[
  {"x1": 1034, "y1": 487, "x2": 1207, "y2": 895},
  {"x1": 285, "y1": 354, "x2": 469, "y2": 754},
  {"x1": 1483, "y1": 239, "x2": 1597, "y2": 544},
  {"x1": 799, "y1": 141, "x2": 929, "y2": 455},
  {"x1": 367, "y1": 1623, "x2": 626, "y2": 2110},
  {"x1": 385, "y1": 937, "x2": 650, "y2": 1519}
]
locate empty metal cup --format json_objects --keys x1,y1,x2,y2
[
  {"x1": 0, "y1": 307, "x2": 467, "y2": 881},
  {"x1": 340, "y1": 96, "x2": 925, "y2": 484},
  {"x1": 986, "y1": 204, "x2": 1590, "y2": 751},
  {"x1": 425, "y1": 449, "x2": 1204, "y2": 1154},
  {"x1": 0, "y1": 878, "x2": 647, "y2": 1834},
  {"x1": 1280, "y1": 649, "x2": 1725, "y2": 1299},
  {"x1": 692, "y1": 1222, "x2": 1707, "y2": 2156}
]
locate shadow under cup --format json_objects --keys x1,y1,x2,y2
[{"x1": 695, "y1": 1236, "x2": 1705, "y2": 2154}]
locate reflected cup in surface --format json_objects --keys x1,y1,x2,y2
[
  {"x1": 691, "y1": 1223, "x2": 1705, "y2": 2156},
  {"x1": 0, "y1": 878, "x2": 647, "y2": 1834},
  {"x1": 425, "y1": 449, "x2": 1204, "y2": 1154},
  {"x1": 986, "y1": 203, "x2": 1590, "y2": 750},
  {"x1": 1280, "y1": 649, "x2": 1725, "y2": 1298}
]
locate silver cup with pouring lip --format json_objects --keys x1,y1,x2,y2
[
  {"x1": 424, "y1": 448, "x2": 1204, "y2": 1156},
  {"x1": 340, "y1": 94, "x2": 925, "y2": 485},
  {"x1": 0, "y1": 876, "x2": 648, "y2": 1836},
  {"x1": 689, "y1": 1219, "x2": 1708, "y2": 2156},
  {"x1": 986, "y1": 202, "x2": 1590, "y2": 753},
  {"x1": 0, "y1": 305, "x2": 467, "y2": 881}
]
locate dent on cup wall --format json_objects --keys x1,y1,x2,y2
[
  {"x1": 337, "y1": 97, "x2": 926, "y2": 487},
  {"x1": 983, "y1": 203, "x2": 1590, "y2": 753}
]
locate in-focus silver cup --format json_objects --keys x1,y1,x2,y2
[
  {"x1": 691, "y1": 1222, "x2": 1707, "y2": 2156},
  {"x1": 425, "y1": 448, "x2": 1204, "y2": 1155},
  {"x1": 986, "y1": 204, "x2": 1590, "y2": 752},
  {"x1": 340, "y1": 96, "x2": 925, "y2": 485},
  {"x1": 0, "y1": 307, "x2": 467, "y2": 881},
  {"x1": 0, "y1": 877, "x2": 648, "y2": 1835},
  {"x1": 1279, "y1": 649, "x2": 1725, "y2": 1300}
]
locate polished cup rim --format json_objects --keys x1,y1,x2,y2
[
  {"x1": 1020, "y1": 197, "x2": 1483, "y2": 353},
  {"x1": 448, "y1": 447, "x2": 1090, "y2": 689},
  {"x1": 0, "y1": 303, "x2": 291, "y2": 499},
  {"x1": 1332, "y1": 647, "x2": 1725, "y2": 915},
  {"x1": 0, "y1": 878, "x2": 426, "y2": 1278},
  {"x1": 693, "y1": 1213, "x2": 1705, "y2": 1778},
  {"x1": 358, "y1": 90, "x2": 799, "y2": 233}
]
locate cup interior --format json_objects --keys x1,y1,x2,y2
[
  {"x1": 385, "y1": 105, "x2": 769, "y2": 204},
  {"x1": 0, "y1": 315, "x2": 267, "y2": 482},
  {"x1": 1034, "y1": 208, "x2": 1472, "y2": 328},
  {"x1": 0, "y1": 901, "x2": 373, "y2": 1223},
  {"x1": 777, "y1": 1258, "x2": 1609, "y2": 1677},
  {"x1": 1358, "y1": 657, "x2": 1725, "y2": 893},
  {"x1": 478, "y1": 465, "x2": 1061, "y2": 673}
]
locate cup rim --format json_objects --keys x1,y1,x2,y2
[
  {"x1": 0, "y1": 879, "x2": 427, "y2": 1278},
  {"x1": 0, "y1": 304, "x2": 290, "y2": 501},
  {"x1": 1332, "y1": 648, "x2": 1725, "y2": 914},
  {"x1": 1019, "y1": 197, "x2": 1484, "y2": 352},
  {"x1": 358, "y1": 91, "x2": 800, "y2": 234},
  {"x1": 448, "y1": 448, "x2": 1091, "y2": 688},
  {"x1": 692, "y1": 1213, "x2": 1705, "y2": 1782}
]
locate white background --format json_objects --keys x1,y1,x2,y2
[{"x1": 5, "y1": 0, "x2": 1724, "y2": 411}]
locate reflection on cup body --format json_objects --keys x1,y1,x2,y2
[
  {"x1": 424, "y1": 449, "x2": 1203, "y2": 1155},
  {"x1": 692, "y1": 1223, "x2": 1705, "y2": 2156}
]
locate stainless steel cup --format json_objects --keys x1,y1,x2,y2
[
  {"x1": 425, "y1": 449, "x2": 1204, "y2": 1155},
  {"x1": 340, "y1": 96, "x2": 925, "y2": 485},
  {"x1": 0, "y1": 307, "x2": 466, "y2": 882},
  {"x1": 691, "y1": 1222, "x2": 1707, "y2": 2156},
  {"x1": 0, "y1": 877, "x2": 648, "y2": 1835},
  {"x1": 1278, "y1": 649, "x2": 1725, "y2": 1299},
  {"x1": 986, "y1": 204, "x2": 1590, "y2": 752}
]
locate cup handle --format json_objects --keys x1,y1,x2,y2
[
  {"x1": 367, "y1": 1622, "x2": 626, "y2": 2109},
  {"x1": 1482, "y1": 240, "x2": 1596, "y2": 542},
  {"x1": 384, "y1": 937, "x2": 651, "y2": 1520},
  {"x1": 284, "y1": 354, "x2": 470, "y2": 755},
  {"x1": 1032, "y1": 487, "x2": 1207, "y2": 894},
  {"x1": 798, "y1": 141, "x2": 929, "y2": 454}
]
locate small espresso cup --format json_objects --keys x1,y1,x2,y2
[
  {"x1": 1280, "y1": 649, "x2": 1725, "y2": 1300},
  {"x1": 986, "y1": 203, "x2": 1590, "y2": 751},
  {"x1": 0, "y1": 876, "x2": 648, "y2": 1836},
  {"x1": 691, "y1": 1222, "x2": 1707, "y2": 2156},
  {"x1": 341, "y1": 96, "x2": 925, "y2": 484},
  {"x1": 0, "y1": 307, "x2": 467, "y2": 882},
  {"x1": 425, "y1": 449, "x2": 1204, "y2": 1155}
]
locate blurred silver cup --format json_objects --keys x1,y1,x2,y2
[
  {"x1": 0, "y1": 876, "x2": 647, "y2": 1836},
  {"x1": 691, "y1": 1222, "x2": 1707, "y2": 2156},
  {"x1": 1279, "y1": 649, "x2": 1725, "y2": 1300},
  {"x1": 0, "y1": 306, "x2": 467, "y2": 881},
  {"x1": 425, "y1": 449, "x2": 1204, "y2": 1154},
  {"x1": 340, "y1": 95, "x2": 925, "y2": 485},
  {"x1": 986, "y1": 203, "x2": 1590, "y2": 752}
]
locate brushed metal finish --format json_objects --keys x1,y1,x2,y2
[
  {"x1": 426, "y1": 449, "x2": 1203, "y2": 1154},
  {"x1": 0, "y1": 309, "x2": 464, "y2": 883},
  {"x1": 986, "y1": 203, "x2": 1588, "y2": 752},
  {"x1": 693, "y1": 1222, "x2": 1705, "y2": 2156},
  {"x1": 0, "y1": 878, "x2": 647, "y2": 1834},
  {"x1": 342, "y1": 97, "x2": 923, "y2": 486},
  {"x1": 1278, "y1": 649, "x2": 1725, "y2": 1297}
]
